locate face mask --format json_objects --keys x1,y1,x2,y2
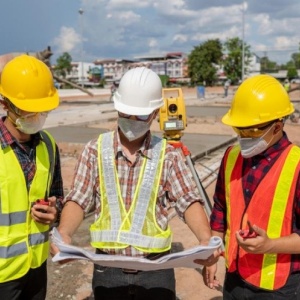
[
  {"x1": 118, "y1": 117, "x2": 150, "y2": 141},
  {"x1": 16, "y1": 113, "x2": 48, "y2": 134},
  {"x1": 238, "y1": 124, "x2": 274, "y2": 158}
]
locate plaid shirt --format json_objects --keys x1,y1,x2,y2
[
  {"x1": 210, "y1": 132, "x2": 300, "y2": 273},
  {"x1": 64, "y1": 130, "x2": 202, "y2": 257},
  {"x1": 0, "y1": 117, "x2": 64, "y2": 200}
]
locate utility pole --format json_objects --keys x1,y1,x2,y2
[
  {"x1": 264, "y1": 51, "x2": 267, "y2": 72},
  {"x1": 298, "y1": 42, "x2": 300, "y2": 70},
  {"x1": 241, "y1": 4, "x2": 245, "y2": 82},
  {"x1": 78, "y1": 8, "x2": 84, "y2": 88}
]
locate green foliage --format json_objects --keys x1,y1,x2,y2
[
  {"x1": 287, "y1": 67, "x2": 298, "y2": 80},
  {"x1": 159, "y1": 75, "x2": 169, "y2": 87},
  {"x1": 188, "y1": 39, "x2": 223, "y2": 85},
  {"x1": 54, "y1": 52, "x2": 72, "y2": 78},
  {"x1": 223, "y1": 37, "x2": 251, "y2": 84},
  {"x1": 291, "y1": 52, "x2": 300, "y2": 69},
  {"x1": 260, "y1": 56, "x2": 278, "y2": 73}
]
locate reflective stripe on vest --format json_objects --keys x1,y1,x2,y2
[
  {"x1": 225, "y1": 144, "x2": 300, "y2": 290},
  {"x1": 0, "y1": 131, "x2": 55, "y2": 282},
  {"x1": 90, "y1": 132, "x2": 172, "y2": 252},
  {"x1": 0, "y1": 210, "x2": 26, "y2": 225}
]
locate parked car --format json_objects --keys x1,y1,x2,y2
[{"x1": 291, "y1": 78, "x2": 300, "y2": 84}]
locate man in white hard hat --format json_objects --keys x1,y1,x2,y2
[{"x1": 51, "y1": 67, "x2": 218, "y2": 300}]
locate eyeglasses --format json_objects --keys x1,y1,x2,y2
[
  {"x1": 5, "y1": 98, "x2": 49, "y2": 118},
  {"x1": 233, "y1": 122, "x2": 275, "y2": 138},
  {"x1": 118, "y1": 112, "x2": 152, "y2": 121},
  {"x1": 21, "y1": 112, "x2": 49, "y2": 119}
]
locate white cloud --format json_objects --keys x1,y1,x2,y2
[
  {"x1": 108, "y1": 0, "x2": 150, "y2": 9},
  {"x1": 53, "y1": 27, "x2": 81, "y2": 54},
  {"x1": 274, "y1": 36, "x2": 298, "y2": 50},
  {"x1": 148, "y1": 38, "x2": 158, "y2": 48},
  {"x1": 115, "y1": 11, "x2": 141, "y2": 25},
  {"x1": 253, "y1": 14, "x2": 273, "y2": 35},
  {"x1": 173, "y1": 34, "x2": 188, "y2": 43}
]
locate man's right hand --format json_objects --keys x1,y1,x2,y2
[{"x1": 50, "y1": 231, "x2": 74, "y2": 264}]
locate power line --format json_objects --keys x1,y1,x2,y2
[{"x1": 254, "y1": 48, "x2": 298, "y2": 53}]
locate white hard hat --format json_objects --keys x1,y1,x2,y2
[{"x1": 113, "y1": 67, "x2": 163, "y2": 115}]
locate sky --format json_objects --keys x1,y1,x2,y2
[{"x1": 0, "y1": 0, "x2": 299, "y2": 65}]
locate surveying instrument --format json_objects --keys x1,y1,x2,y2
[{"x1": 159, "y1": 88, "x2": 213, "y2": 218}]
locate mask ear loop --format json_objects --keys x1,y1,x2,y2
[
  {"x1": 4, "y1": 98, "x2": 22, "y2": 117},
  {"x1": 273, "y1": 119, "x2": 285, "y2": 135},
  {"x1": 0, "y1": 97, "x2": 19, "y2": 126},
  {"x1": 147, "y1": 110, "x2": 158, "y2": 125}
]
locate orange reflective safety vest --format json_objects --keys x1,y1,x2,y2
[{"x1": 224, "y1": 144, "x2": 300, "y2": 290}]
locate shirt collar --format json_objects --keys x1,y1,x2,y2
[
  {"x1": 249, "y1": 131, "x2": 291, "y2": 160},
  {"x1": 0, "y1": 117, "x2": 42, "y2": 149},
  {"x1": 264, "y1": 131, "x2": 290, "y2": 156},
  {"x1": 115, "y1": 130, "x2": 153, "y2": 159}
]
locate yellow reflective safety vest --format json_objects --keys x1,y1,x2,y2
[
  {"x1": 0, "y1": 130, "x2": 55, "y2": 282},
  {"x1": 90, "y1": 132, "x2": 172, "y2": 253},
  {"x1": 224, "y1": 144, "x2": 300, "y2": 290}
]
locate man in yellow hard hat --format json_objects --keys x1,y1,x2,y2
[
  {"x1": 203, "y1": 74, "x2": 300, "y2": 299},
  {"x1": 0, "y1": 54, "x2": 64, "y2": 299},
  {"x1": 51, "y1": 67, "x2": 219, "y2": 300}
]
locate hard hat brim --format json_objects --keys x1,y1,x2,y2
[
  {"x1": 114, "y1": 96, "x2": 163, "y2": 115},
  {"x1": 0, "y1": 87, "x2": 60, "y2": 112}
]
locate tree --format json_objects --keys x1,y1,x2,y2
[
  {"x1": 54, "y1": 52, "x2": 72, "y2": 78},
  {"x1": 287, "y1": 67, "x2": 298, "y2": 80},
  {"x1": 188, "y1": 39, "x2": 223, "y2": 86},
  {"x1": 223, "y1": 37, "x2": 251, "y2": 84},
  {"x1": 291, "y1": 52, "x2": 300, "y2": 69},
  {"x1": 158, "y1": 75, "x2": 169, "y2": 87},
  {"x1": 260, "y1": 56, "x2": 278, "y2": 73}
]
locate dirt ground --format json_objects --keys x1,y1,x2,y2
[{"x1": 46, "y1": 85, "x2": 300, "y2": 300}]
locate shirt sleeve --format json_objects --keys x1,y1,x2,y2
[
  {"x1": 63, "y1": 139, "x2": 99, "y2": 215},
  {"x1": 49, "y1": 143, "x2": 64, "y2": 200},
  {"x1": 162, "y1": 145, "x2": 203, "y2": 220},
  {"x1": 210, "y1": 148, "x2": 228, "y2": 233},
  {"x1": 293, "y1": 171, "x2": 300, "y2": 235}
]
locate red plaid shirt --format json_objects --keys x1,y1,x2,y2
[
  {"x1": 0, "y1": 117, "x2": 63, "y2": 198},
  {"x1": 210, "y1": 132, "x2": 300, "y2": 273}
]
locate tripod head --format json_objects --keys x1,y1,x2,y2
[{"x1": 159, "y1": 88, "x2": 187, "y2": 141}]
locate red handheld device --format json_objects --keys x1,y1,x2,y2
[
  {"x1": 35, "y1": 199, "x2": 50, "y2": 213},
  {"x1": 239, "y1": 221, "x2": 258, "y2": 238}
]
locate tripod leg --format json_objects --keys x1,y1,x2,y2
[{"x1": 185, "y1": 155, "x2": 213, "y2": 218}]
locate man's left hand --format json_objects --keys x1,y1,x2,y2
[{"x1": 31, "y1": 196, "x2": 58, "y2": 225}]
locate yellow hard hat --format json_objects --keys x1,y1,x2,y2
[
  {"x1": 222, "y1": 74, "x2": 294, "y2": 127},
  {"x1": 0, "y1": 54, "x2": 59, "y2": 112}
]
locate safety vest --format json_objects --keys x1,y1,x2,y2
[
  {"x1": 0, "y1": 130, "x2": 56, "y2": 282},
  {"x1": 224, "y1": 144, "x2": 300, "y2": 290},
  {"x1": 90, "y1": 132, "x2": 172, "y2": 253}
]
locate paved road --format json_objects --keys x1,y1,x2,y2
[{"x1": 45, "y1": 101, "x2": 234, "y2": 157}]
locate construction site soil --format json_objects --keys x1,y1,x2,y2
[{"x1": 46, "y1": 86, "x2": 300, "y2": 300}]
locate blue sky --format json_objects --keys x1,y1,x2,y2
[{"x1": 0, "y1": 0, "x2": 299, "y2": 65}]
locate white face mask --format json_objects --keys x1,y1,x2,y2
[
  {"x1": 16, "y1": 112, "x2": 48, "y2": 134},
  {"x1": 238, "y1": 124, "x2": 275, "y2": 158},
  {"x1": 118, "y1": 117, "x2": 150, "y2": 141}
]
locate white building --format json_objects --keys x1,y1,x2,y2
[
  {"x1": 66, "y1": 62, "x2": 101, "y2": 84},
  {"x1": 94, "y1": 59, "x2": 133, "y2": 83}
]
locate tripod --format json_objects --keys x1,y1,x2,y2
[
  {"x1": 164, "y1": 137, "x2": 213, "y2": 218},
  {"x1": 165, "y1": 136, "x2": 226, "y2": 253}
]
